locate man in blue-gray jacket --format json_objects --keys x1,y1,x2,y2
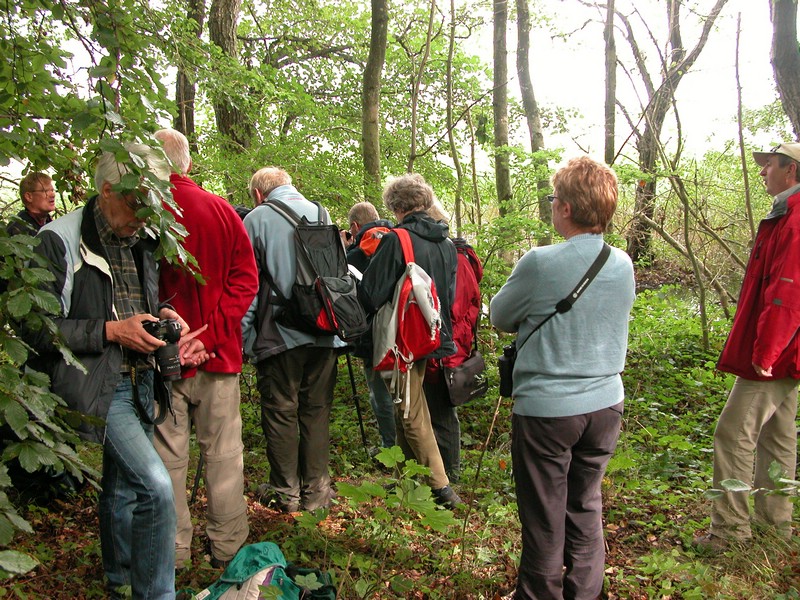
[{"x1": 241, "y1": 167, "x2": 341, "y2": 513}]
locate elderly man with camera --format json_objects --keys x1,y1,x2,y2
[{"x1": 23, "y1": 144, "x2": 191, "y2": 599}]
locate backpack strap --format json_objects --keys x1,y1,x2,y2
[
  {"x1": 266, "y1": 198, "x2": 327, "y2": 226},
  {"x1": 394, "y1": 228, "x2": 415, "y2": 264}
]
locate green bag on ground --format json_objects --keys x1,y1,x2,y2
[{"x1": 192, "y1": 541, "x2": 336, "y2": 600}]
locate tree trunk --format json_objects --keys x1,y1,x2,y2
[
  {"x1": 624, "y1": 0, "x2": 728, "y2": 263},
  {"x1": 208, "y1": 0, "x2": 251, "y2": 151},
  {"x1": 406, "y1": 0, "x2": 437, "y2": 172},
  {"x1": 493, "y1": 0, "x2": 511, "y2": 216},
  {"x1": 174, "y1": 0, "x2": 206, "y2": 152},
  {"x1": 770, "y1": 0, "x2": 800, "y2": 139},
  {"x1": 361, "y1": 0, "x2": 388, "y2": 203},
  {"x1": 603, "y1": 0, "x2": 616, "y2": 166},
  {"x1": 446, "y1": 0, "x2": 465, "y2": 236},
  {"x1": 516, "y1": 0, "x2": 549, "y2": 244}
]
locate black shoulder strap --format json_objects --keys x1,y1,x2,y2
[
  {"x1": 260, "y1": 198, "x2": 327, "y2": 306},
  {"x1": 267, "y1": 198, "x2": 326, "y2": 226},
  {"x1": 516, "y1": 243, "x2": 611, "y2": 354}
]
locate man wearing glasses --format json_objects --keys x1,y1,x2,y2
[
  {"x1": 695, "y1": 142, "x2": 800, "y2": 551},
  {"x1": 23, "y1": 145, "x2": 189, "y2": 599},
  {"x1": 6, "y1": 171, "x2": 56, "y2": 235}
]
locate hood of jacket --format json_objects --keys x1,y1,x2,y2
[{"x1": 397, "y1": 211, "x2": 450, "y2": 242}]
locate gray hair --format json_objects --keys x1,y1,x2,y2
[
  {"x1": 382, "y1": 173, "x2": 435, "y2": 215},
  {"x1": 249, "y1": 167, "x2": 292, "y2": 201},
  {"x1": 154, "y1": 128, "x2": 191, "y2": 174},
  {"x1": 347, "y1": 201, "x2": 380, "y2": 226},
  {"x1": 94, "y1": 143, "x2": 171, "y2": 193}
]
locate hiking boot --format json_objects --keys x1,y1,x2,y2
[
  {"x1": 692, "y1": 532, "x2": 748, "y2": 552},
  {"x1": 210, "y1": 556, "x2": 230, "y2": 569},
  {"x1": 432, "y1": 485, "x2": 463, "y2": 509}
]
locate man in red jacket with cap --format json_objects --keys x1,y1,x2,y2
[
  {"x1": 696, "y1": 142, "x2": 800, "y2": 550},
  {"x1": 153, "y1": 128, "x2": 258, "y2": 569}
]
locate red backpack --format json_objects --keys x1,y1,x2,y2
[
  {"x1": 372, "y1": 228, "x2": 442, "y2": 403},
  {"x1": 358, "y1": 226, "x2": 391, "y2": 258}
]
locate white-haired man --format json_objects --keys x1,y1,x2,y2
[
  {"x1": 153, "y1": 128, "x2": 258, "y2": 570},
  {"x1": 241, "y1": 167, "x2": 340, "y2": 513},
  {"x1": 24, "y1": 144, "x2": 185, "y2": 599}
]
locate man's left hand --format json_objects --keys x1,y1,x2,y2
[{"x1": 179, "y1": 325, "x2": 216, "y2": 368}]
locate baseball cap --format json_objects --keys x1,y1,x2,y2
[{"x1": 753, "y1": 142, "x2": 800, "y2": 167}]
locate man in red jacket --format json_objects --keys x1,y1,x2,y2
[
  {"x1": 153, "y1": 129, "x2": 259, "y2": 569},
  {"x1": 695, "y1": 142, "x2": 800, "y2": 550}
]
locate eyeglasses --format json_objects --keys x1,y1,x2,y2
[
  {"x1": 122, "y1": 193, "x2": 147, "y2": 212},
  {"x1": 30, "y1": 187, "x2": 55, "y2": 195},
  {"x1": 546, "y1": 194, "x2": 557, "y2": 203}
]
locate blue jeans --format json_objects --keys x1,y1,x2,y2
[
  {"x1": 363, "y1": 363, "x2": 395, "y2": 448},
  {"x1": 100, "y1": 370, "x2": 176, "y2": 599}
]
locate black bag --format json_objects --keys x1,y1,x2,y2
[
  {"x1": 497, "y1": 342, "x2": 516, "y2": 398},
  {"x1": 497, "y1": 243, "x2": 611, "y2": 398},
  {"x1": 444, "y1": 350, "x2": 488, "y2": 406},
  {"x1": 263, "y1": 198, "x2": 368, "y2": 342}
]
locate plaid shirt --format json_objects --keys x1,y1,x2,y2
[{"x1": 93, "y1": 201, "x2": 149, "y2": 372}]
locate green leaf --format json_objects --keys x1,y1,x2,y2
[
  {"x1": 0, "y1": 550, "x2": 38, "y2": 575},
  {"x1": 389, "y1": 575, "x2": 415, "y2": 594},
  {"x1": 768, "y1": 460, "x2": 787, "y2": 483},
  {"x1": 1, "y1": 401, "x2": 28, "y2": 433},
  {"x1": 1, "y1": 337, "x2": 28, "y2": 365},
  {"x1": 419, "y1": 506, "x2": 458, "y2": 532},
  {"x1": 6, "y1": 291, "x2": 32, "y2": 318},
  {"x1": 293, "y1": 573, "x2": 322, "y2": 591},
  {"x1": 719, "y1": 479, "x2": 751, "y2": 493}
]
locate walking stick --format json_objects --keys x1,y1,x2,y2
[
  {"x1": 191, "y1": 454, "x2": 204, "y2": 504},
  {"x1": 345, "y1": 352, "x2": 371, "y2": 459}
]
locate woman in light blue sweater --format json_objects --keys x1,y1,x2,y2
[{"x1": 491, "y1": 156, "x2": 635, "y2": 600}]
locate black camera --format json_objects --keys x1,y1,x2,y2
[
  {"x1": 497, "y1": 341, "x2": 517, "y2": 398},
  {"x1": 142, "y1": 318, "x2": 182, "y2": 381}
]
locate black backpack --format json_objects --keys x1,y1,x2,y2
[{"x1": 263, "y1": 198, "x2": 368, "y2": 342}]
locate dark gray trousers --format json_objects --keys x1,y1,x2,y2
[
  {"x1": 257, "y1": 346, "x2": 338, "y2": 511},
  {"x1": 512, "y1": 402, "x2": 622, "y2": 600},
  {"x1": 423, "y1": 376, "x2": 461, "y2": 483}
]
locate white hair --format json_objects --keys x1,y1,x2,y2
[
  {"x1": 154, "y1": 128, "x2": 191, "y2": 174},
  {"x1": 94, "y1": 143, "x2": 171, "y2": 193}
]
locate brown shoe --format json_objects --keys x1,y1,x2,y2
[{"x1": 693, "y1": 532, "x2": 730, "y2": 551}]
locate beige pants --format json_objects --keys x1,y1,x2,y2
[
  {"x1": 711, "y1": 376, "x2": 798, "y2": 540},
  {"x1": 393, "y1": 361, "x2": 450, "y2": 490},
  {"x1": 155, "y1": 371, "x2": 248, "y2": 565}
]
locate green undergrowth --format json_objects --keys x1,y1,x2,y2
[{"x1": 5, "y1": 285, "x2": 800, "y2": 597}]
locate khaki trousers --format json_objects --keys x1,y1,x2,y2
[
  {"x1": 711, "y1": 376, "x2": 798, "y2": 540},
  {"x1": 155, "y1": 371, "x2": 248, "y2": 565},
  {"x1": 393, "y1": 361, "x2": 449, "y2": 490}
]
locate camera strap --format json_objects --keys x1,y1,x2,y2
[
  {"x1": 129, "y1": 365, "x2": 173, "y2": 426},
  {"x1": 515, "y1": 242, "x2": 611, "y2": 356}
]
